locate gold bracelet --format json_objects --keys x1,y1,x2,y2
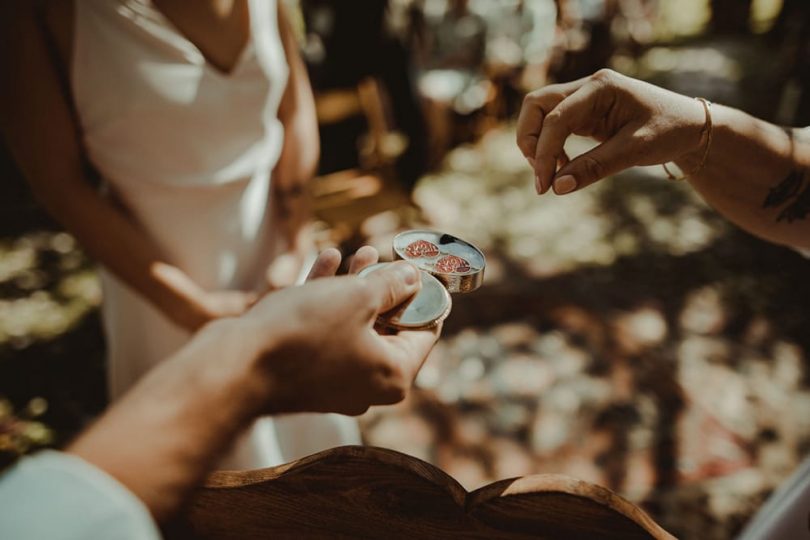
[{"x1": 663, "y1": 97, "x2": 713, "y2": 181}]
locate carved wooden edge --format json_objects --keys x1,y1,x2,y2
[
  {"x1": 204, "y1": 445, "x2": 675, "y2": 539},
  {"x1": 469, "y1": 475, "x2": 677, "y2": 540},
  {"x1": 206, "y1": 445, "x2": 468, "y2": 508}
]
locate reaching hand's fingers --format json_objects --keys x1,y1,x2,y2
[
  {"x1": 532, "y1": 81, "x2": 606, "y2": 194},
  {"x1": 516, "y1": 94, "x2": 552, "y2": 162},
  {"x1": 362, "y1": 261, "x2": 421, "y2": 314},
  {"x1": 516, "y1": 78, "x2": 589, "y2": 175},
  {"x1": 551, "y1": 127, "x2": 638, "y2": 194},
  {"x1": 348, "y1": 245, "x2": 379, "y2": 275},
  {"x1": 306, "y1": 248, "x2": 342, "y2": 281}
]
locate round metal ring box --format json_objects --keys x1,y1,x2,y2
[
  {"x1": 358, "y1": 262, "x2": 452, "y2": 331},
  {"x1": 392, "y1": 230, "x2": 485, "y2": 293}
]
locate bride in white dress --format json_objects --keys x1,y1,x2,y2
[{"x1": 3, "y1": 0, "x2": 360, "y2": 468}]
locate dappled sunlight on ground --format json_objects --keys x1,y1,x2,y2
[
  {"x1": 2, "y1": 113, "x2": 808, "y2": 540},
  {"x1": 1, "y1": 8, "x2": 808, "y2": 537},
  {"x1": 360, "y1": 124, "x2": 810, "y2": 539},
  {"x1": 0, "y1": 233, "x2": 100, "y2": 347},
  {"x1": 414, "y1": 128, "x2": 728, "y2": 280}
]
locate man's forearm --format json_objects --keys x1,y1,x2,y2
[
  {"x1": 677, "y1": 105, "x2": 810, "y2": 249},
  {"x1": 67, "y1": 319, "x2": 269, "y2": 522}
]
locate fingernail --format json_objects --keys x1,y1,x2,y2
[
  {"x1": 553, "y1": 174, "x2": 577, "y2": 195},
  {"x1": 395, "y1": 262, "x2": 419, "y2": 285},
  {"x1": 535, "y1": 175, "x2": 543, "y2": 195}
]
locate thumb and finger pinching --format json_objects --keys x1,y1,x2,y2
[{"x1": 550, "y1": 131, "x2": 637, "y2": 195}]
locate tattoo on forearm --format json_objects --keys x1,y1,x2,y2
[{"x1": 762, "y1": 168, "x2": 810, "y2": 223}]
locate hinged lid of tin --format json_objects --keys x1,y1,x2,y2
[{"x1": 392, "y1": 230, "x2": 485, "y2": 293}]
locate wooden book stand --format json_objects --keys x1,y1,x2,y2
[{"x1": 172, "y1": 446, "x2": 675, "y2": 539}]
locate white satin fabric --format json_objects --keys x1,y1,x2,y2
[{"x1": 71, "y1": 0, "x2": 359, "y2": 469}]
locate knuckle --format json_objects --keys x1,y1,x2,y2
[
  {"x1": 374, "y1": 360, "x2": 396, "y2": 380},
  {"x1": 592, "y1": 68, "x2": 617, "y2": 84},
  {"x1": 372, "y1": 362, "x2": 408, "y2": 404},
  {"x1": 580, "y1": 155, "x2": 606, "y2": 180},
  {"x1": 630, "y1": 128, "x2": 653, "y2": 147},
  {"x1": 516, "y1": 137, "x2": 535, "y2": 158},
  {"x1": 383, "y1": 385, "x2": 408, "y2": 405},
  {"x1": 544, "y1": 109, "x2": 564, "y2": 127},
  {"x1": 345, "y1": 403, "x2": 370, "y2": 416},
  {"x1": 522, "y1": 90, "x2": 542, "y2": 106},
  {"x1": 378, "y1": 381, "x2": 408, "y2": 405}
]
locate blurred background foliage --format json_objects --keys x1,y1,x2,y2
[{"x1": 2, "y1": 0, "x2": 810, "y2": 538}]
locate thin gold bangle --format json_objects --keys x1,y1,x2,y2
[{"x1": 663, "y1": 97, "x2": 713, "y2": 181}]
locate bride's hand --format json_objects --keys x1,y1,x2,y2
[
  {"x1": 151, "y1": 262, "x2": 258, "y2": 332},
  {"x1": 305, "y1": 245, "x2": 380, "y2": 280},
  {"x1": 265, "y1": 240, "x2": 380, "y2": 294}
]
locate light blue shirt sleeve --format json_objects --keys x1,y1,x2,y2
[
  {"x1": 737, "y1": 454, "x2": 810, "y2": 540},
  {"x1": 0, "y1": 450, "x2": 161, "y2": 540}
]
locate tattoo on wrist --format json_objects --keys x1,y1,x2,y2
[{"x1": 763, "y1": 168, "x2": 810, "y2": 223}]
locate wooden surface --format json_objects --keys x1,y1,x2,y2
[{"x1": 172, "y1": 445, "x2": 676, "y2": 539}]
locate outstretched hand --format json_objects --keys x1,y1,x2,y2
[
  {"x1": 242, "y1": 246, "x2": 438, "y2": 416},
  {"x1": 517, "y1": 69, "x2": 707, "y2": 195},
  {"x1": 67, "y1": 247, "x2": 438, "y2": 524},
  {"x1": 245, "y1": 260, "x2": 436, "y2": 416}
]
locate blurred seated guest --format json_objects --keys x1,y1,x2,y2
[
  {"x1": 517, "y1": 68, "x2": 810, "y2": 539},
  {"x1": 485, "y1": 0, "x2": 558, "y2": 115},
  {"x1": 302, "y1": 0, "x2": 389, "y2": 89},
  {"x1": 301, "y1": 0, "x2": 429, "y2": 187},
  {"x1": 0, "y1": 253, "x2": 439, "y2": 539},
  {"x1": 768, "y1": 0, "x2": 810, "y2": 126},
  {"x1": 552, "y1": 0, "x2": 618, "y2": 81},
  {"x1": 613, "y1": 0, "x2": 657, "y2": 50},
  {"x1": 420, "y1": 0, "x2": 487, "y2": 71},
  {"x1": 710, "y1": 0, "x2": 753, "y2": 35},
  {"x1": 485, "y1": 0, "x2": 537, "y2": 69},
  {"x1": 416, "y1": 0, "x2": 488, "y2": 164}
]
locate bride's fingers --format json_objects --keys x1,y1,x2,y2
[
  {"x1": 306, "y1": 248, "x2": 342, "y2": 281},
  {"x1": 348, "y1": 245, "x2": 379, "y2": 275},
  {"x1": 306, "y1": 245, "x2": 379, "y2": 281},
  {"x1": 151, "y1": 261, "x2": 206, "y2": 299},
  {"x1": 267, "y1": 253, "x2": 305, "y2": 290}
]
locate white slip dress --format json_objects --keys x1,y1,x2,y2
[{"x1": 71, "y1": 0, "x2": 360, "y2": 469}]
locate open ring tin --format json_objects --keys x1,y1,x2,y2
[
  {"x1": 392, "y1": 230, "x2": 485, "y2": 293},
  {"x1": 358, "y1": 262, "x2": 452, "y2": 330}
]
